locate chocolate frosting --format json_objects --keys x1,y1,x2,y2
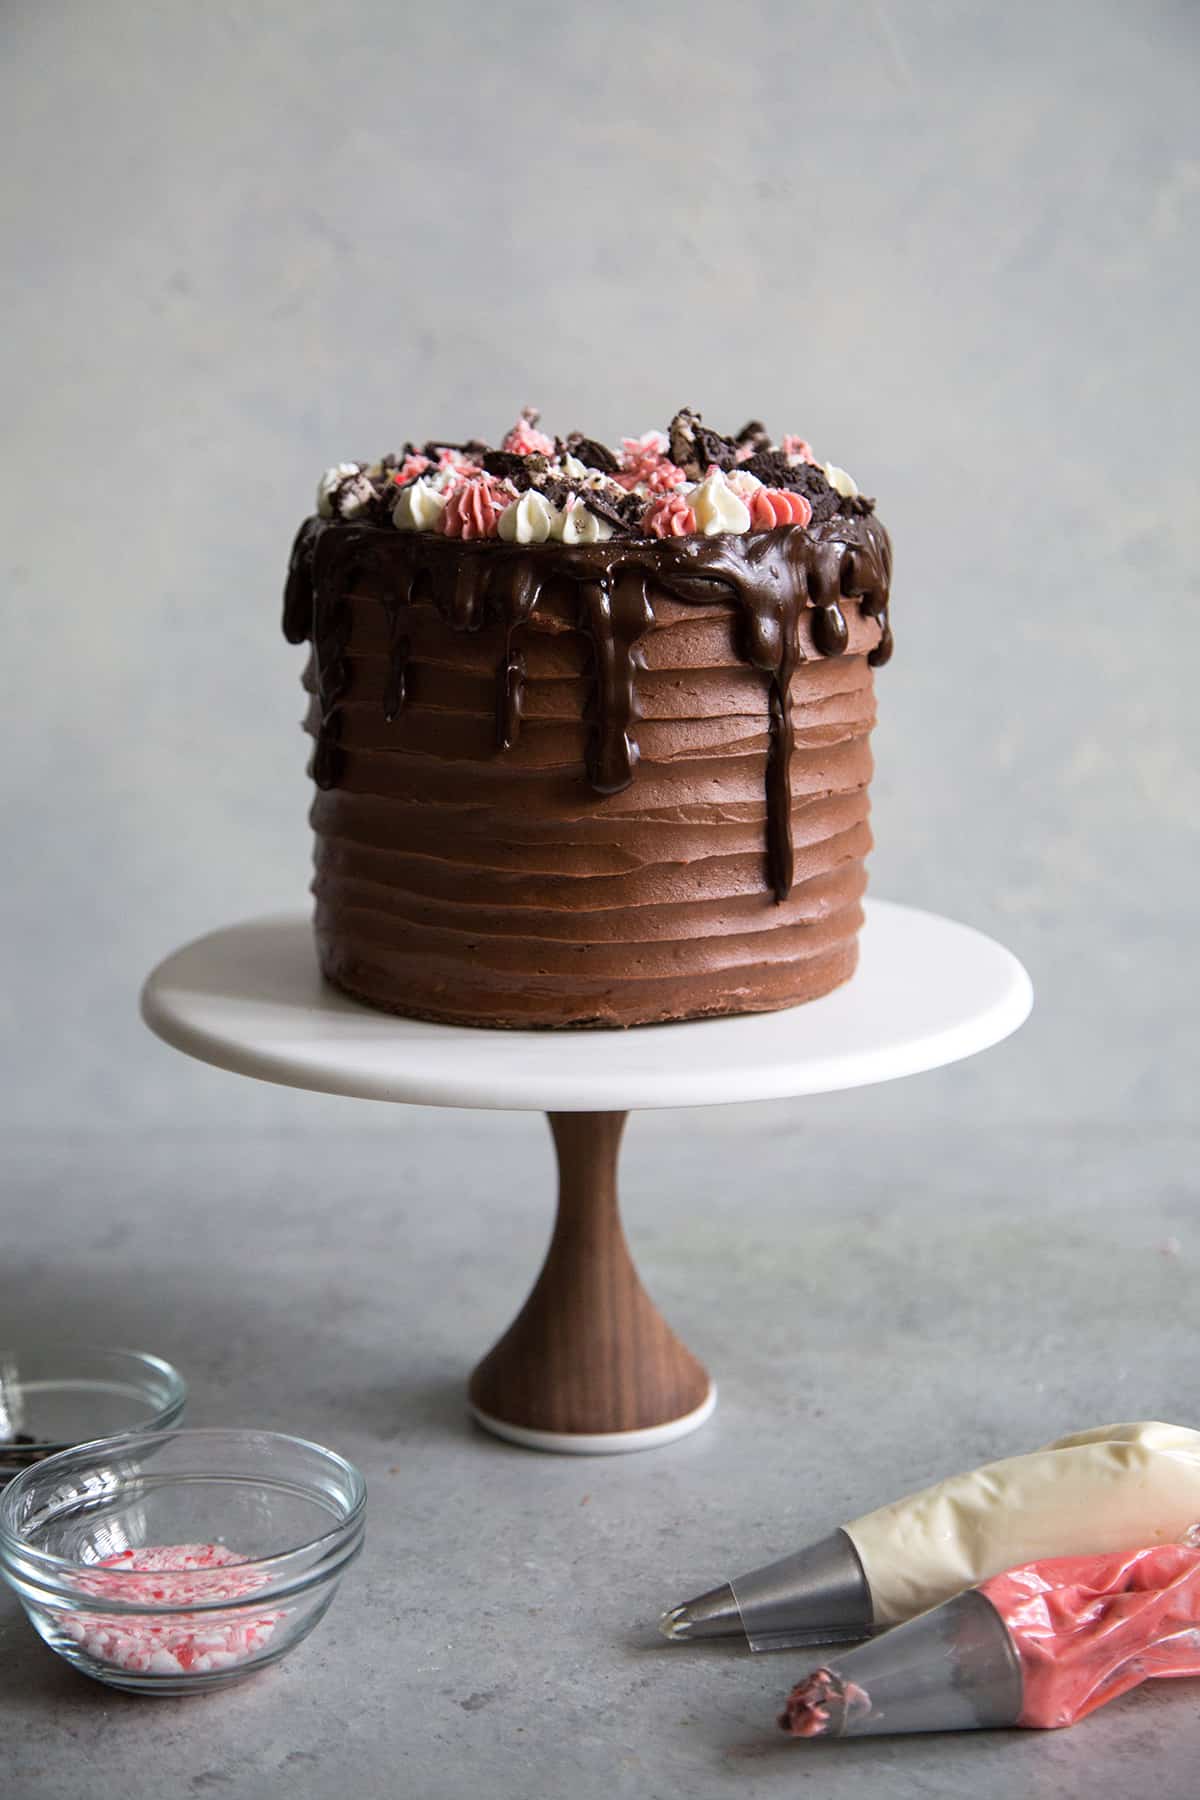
[{"x1": 283, "y1": 514, "x2": 892, "y2": 1027}]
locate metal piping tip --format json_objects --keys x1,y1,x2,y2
[
  {"x1": 779, "y1": 1591, "x2": 1023, "y2": 1739},
  {"x1": 659, "y1": 1581, "x2": 744, "y2": 1642},
  {"x1": 662, "y1": 1533, "x2": 873, "y2": 1653}
]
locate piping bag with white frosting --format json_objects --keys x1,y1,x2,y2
[{"x1": 660, "y1": 1423, "x2": 1200, "y2": 1651}]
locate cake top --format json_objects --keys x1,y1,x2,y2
[{"x1": 314, "y1": 407, "x2": 877, "y2": 545}]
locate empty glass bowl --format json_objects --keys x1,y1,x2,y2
[
  {"x1": 0, "y1": 1345, "x2": 187, "y2": 1481},
  {"x1": 0, "y1": 1427, "x2": 366, "y2": 1694}
]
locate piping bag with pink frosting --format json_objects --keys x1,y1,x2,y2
[
  {"x1": 661, "y1": 1423, "x2": 1200, "y2": 1651},
  {"x1": 779, "y1": 1540, "x2": 1200, "y2": 1738}
]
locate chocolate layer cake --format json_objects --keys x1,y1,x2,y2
[{"x1": 283, "y1": 409, "x2": 892, "y2": 1028}]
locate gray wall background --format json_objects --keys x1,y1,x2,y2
[{"x1": 2, "y1": 0, "x2": 1197, "y2": 1138}]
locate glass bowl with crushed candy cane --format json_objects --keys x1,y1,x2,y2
[{"x1": 0, "y1": 1428, "x2": 365, "y2": 1695}]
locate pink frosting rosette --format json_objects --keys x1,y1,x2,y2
[
  {"x1": 749, "y1": 487, "x2": 813, "y2": 529},
  {"x1": 642, "y1": 492, "x2": 697, "y2": 538},
  {"x1": 438, "y1": 476, "x2": 508, "y2": 540}
]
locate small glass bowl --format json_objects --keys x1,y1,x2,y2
[
  {"x1": 0, "y1": 1346, "x2": 188, "y2": 1482},
  {"x1": 0, "y1": 1428, "x2": 366, "y2": 1694}
]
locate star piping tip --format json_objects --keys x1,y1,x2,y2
[{"x1": 659, "y1": 1604, "x2": 691, "y2": 1640}]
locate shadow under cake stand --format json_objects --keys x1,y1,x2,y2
[{"x1": 141, "y1": 900, "x2": 1031, "y2": 1455}]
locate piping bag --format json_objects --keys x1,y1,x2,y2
[
  {"x1": 779, "y1": 1541, "x2": 1200, "y2": 1738},
  {"x1": 661, "y1": 1422, "x2": 1200, "y2": 1650}
]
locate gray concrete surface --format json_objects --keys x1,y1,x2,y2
[
  {"x1": 2, "y1": 1115, "x2": 1198, "y2": 1799},
  {"x1": 2, "y1": 1, "x2": 1198, "y2": 1795}
]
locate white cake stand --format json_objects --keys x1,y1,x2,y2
[{"x1": 141, "y1": 900, "x2": 1031, "y2": 1454}]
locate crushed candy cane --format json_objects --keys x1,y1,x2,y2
[{"x1": 64, "y1": 1543, "x2": 284, "y2": 1677}]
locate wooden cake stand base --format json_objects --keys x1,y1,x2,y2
[{"x1": 468, "y1": 1112, "x2": 715, "y2": 1452}]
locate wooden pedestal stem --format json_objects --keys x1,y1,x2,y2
[{"x1": 468, "y1": 1112, "x2": 712, "y2": 1438}]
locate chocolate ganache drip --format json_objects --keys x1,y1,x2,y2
[{"x1": 284, "y1": 513, "x2": 892, "y2": 905}]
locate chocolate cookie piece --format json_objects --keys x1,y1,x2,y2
[{"x1": 564, "y1": 433, "x2": 620, "y2": 474}]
